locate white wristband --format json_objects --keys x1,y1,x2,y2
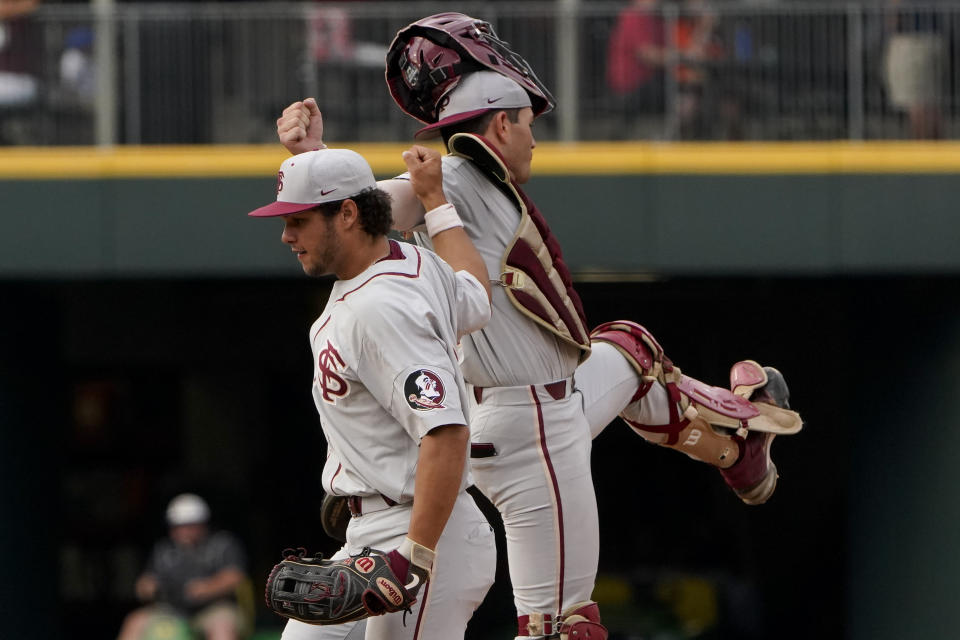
[
  {"x1": 398, "y1": 536, "x2": 435, "y2": 574},
  {"x1": 423, "y1": 203, "x2": 463, "y2": 238}
]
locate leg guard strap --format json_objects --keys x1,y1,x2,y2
[
  {"x1": 518, "y1": 613, "x2": 553, "y2": 637},
  {"x1": 517, "y1": 602, "x2": 608, "y2": 639}
]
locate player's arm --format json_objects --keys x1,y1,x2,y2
[
  {"x1": 402, "y1": 145, "x2": 492, "y2": 303},
  {"x1": 407, "y1": 423, "x2": 470, "y2": 551},
  {"x1": 382, "y1": 422, "x2": 469, "y2": 602}
]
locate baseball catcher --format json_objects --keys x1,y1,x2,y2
[{"x1": 264, "y1": 544, "x2": 432, "y2": 626}]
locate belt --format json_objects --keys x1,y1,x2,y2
[
  {"x1": 468, "y1": 377, "x2": 575, "y2": 460},
  {"x1": 346, "y1": 493, "x2": 399, "y2": 518},
  {"x1": 471, "y1": 377, "x2": 573, "y2": 405}
]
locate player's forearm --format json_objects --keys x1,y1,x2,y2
[{"x1": 407, "y1": 424, "x2": 469, "y2": 550}]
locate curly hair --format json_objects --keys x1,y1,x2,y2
[{"x1": 316, "y1": 188, "x2": 393, "y2": 237}]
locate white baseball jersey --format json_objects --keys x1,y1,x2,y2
[
  {"x1": 312, "y1": 239, "x2": 490, "y2": 502},
  {"x1": 282, "y1": 239, "x2": 497, "y2": 640}
]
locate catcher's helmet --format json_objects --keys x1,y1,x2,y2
[{"x1": 385, "y1": 12, "x2": 555, "y2": 124}]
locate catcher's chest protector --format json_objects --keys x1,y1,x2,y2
[{"x1": 449, "y1": 133, "x2": 591, "y2": 360}]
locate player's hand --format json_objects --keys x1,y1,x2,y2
[
  {"x1": 385, "y1": 548, "x2": 430, "y2": 601},
  {"x1": 277, "y1": 98, "x2": 325, "y2": 155},
  {"x1": 402, "y1": 145, "x2": 446, "y2": 211}
]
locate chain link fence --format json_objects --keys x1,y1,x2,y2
[{"x1": 2, "y1": 1, "x2": 958, "y2": 145}]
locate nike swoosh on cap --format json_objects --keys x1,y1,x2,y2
[
  {"x1": 320, "y1": 188, "x2": 338, "y2": 196},
  {"x1": 486, "y1": 97, "x2": 503, "y2": 104}
]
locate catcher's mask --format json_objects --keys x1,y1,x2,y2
[{"x1": 385, "y1": 12, "x2": 555, "y2": 125}]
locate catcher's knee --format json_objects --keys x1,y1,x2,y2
[
  {"x1": 589, "y1": 320, "x2": 665, "y2": 404},
  {"x1": 516, "y1": 601, "x2": 608, "y2": 639},
  {"x1": 589, "y1": 321, "x2": 802, "y2": 469}
]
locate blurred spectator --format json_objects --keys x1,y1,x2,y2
[
  {"x1": 883, "y1": 0, "x2": 948, "y2": 139},
  {"x1": 59, "y1": 26, "x2": 95, "y2": 106},
  {"x1": 606, "y1": 0, "x2": 723, "y2": 140},
  {"x1": 305, "y1": 1, "x2": 388, "y2": 140},
  {"x1": 0, "y1": 0, "x2": 40, "y2": 115},
  {"x1": 116, "y1": 493, "x2": 251, "y2": 640},
  {"x1": 670, "y1": 0, "x2": 723, "y2": 139},
  {"x1": 606, "y1": 0, "x2": 668, "y2": 137},
  {"x1": 607, "y1": 0, "x2": 667, "y2": 100}
]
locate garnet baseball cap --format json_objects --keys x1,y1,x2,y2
[
  {"x1": 247, "y1": 148, "x2": 377, "y2": 217},
  {"x1": 415, "y1": 70, "x2": 533, "y2": 139}
]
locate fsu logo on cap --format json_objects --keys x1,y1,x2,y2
[{"x1": 404, "y1": 369, "x2": 446, "y2": 410}]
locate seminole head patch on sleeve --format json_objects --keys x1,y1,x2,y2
[{"x1": 405, "y1": 369, "x2": 446, "y2": 410}]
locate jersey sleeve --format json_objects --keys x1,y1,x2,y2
[
  {"x1": 453, "y1": 269, "x2": 492, "y2": 336},
  {"x1": 384, "y1": 160, "x2": 472, "y2": 233},
  {"x1": 341, "y1": 298, "x2": 468, "y2": 442},
  {"x1": 378, "y1": 177, "x2": 425, "y2": 232}
]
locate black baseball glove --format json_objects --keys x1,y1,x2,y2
[{"x1": 264, "y1": 547, "x2": 423, "y2": 625}]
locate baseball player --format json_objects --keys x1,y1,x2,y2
[
  {"x1": 248, "y1": 145, "x2": 496, "y2": 639},
  {"x1": 276, "y1": 12, "x2": 802, "y2": 639}
]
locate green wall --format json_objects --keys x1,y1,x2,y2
[{"x1": 1, "y1": 173, "x2": 958, "y2": 277}]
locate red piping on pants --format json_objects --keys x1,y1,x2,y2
[{"x1": 530, "y1": 385, "x2": 565, "y2": 614}]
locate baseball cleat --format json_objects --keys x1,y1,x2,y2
[{"x1": 719, "y1": 362, "x2": 790, "y2": 505}]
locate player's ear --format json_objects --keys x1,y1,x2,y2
[
  {"x1": 338, "y1": 199, "x2": 360, "y2": 228},
  {"x1": 488, "y1": 111, "x2": 511, "y2": 144}
]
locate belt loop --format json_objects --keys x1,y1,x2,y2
[
  {"x1": 473, "y1": 386, "x2": 484, "y2": 404},
  {"x1": 544, "y1": 379, "x2": 567, "y2": 401},
  {"x1": 347, "y1": 496, "x2": 362, "y2": 517},
  {"x1": 470, "y1": 443, "x2": 498, "y2": 459}
]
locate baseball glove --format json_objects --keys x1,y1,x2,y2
[
  {"x1": 320, "y1": 493, "x2": 350, "y2": 543},
  {"x1": 264, "y1": 547, "x2": 417, "y2": 625}
]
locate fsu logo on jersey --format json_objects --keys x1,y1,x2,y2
[
  {"x1": 316, "y1": 340, "x2": 349, "y2": 404},
  {"x1": 404, "y1": 369, "x2": 446, "y2": 411}
]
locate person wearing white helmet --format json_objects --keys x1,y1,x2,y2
[{"x1": 116, "y1": 493, "x2": 250, "y2": 640}]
